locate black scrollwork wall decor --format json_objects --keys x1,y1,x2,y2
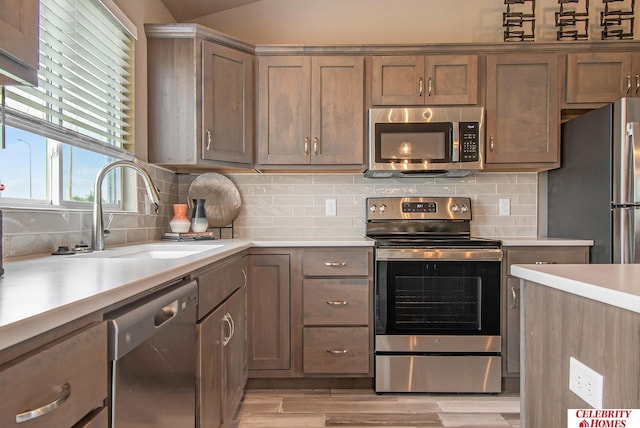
[
  {"x1": 601, "y1": 0, "x2": 635, "y2": 39},
  {"x1": 503, "y1": 0, "x2": 536, "y2": 41},
  {"x1": 556, "y1": 0, "x2": 590, "y2": 40}
]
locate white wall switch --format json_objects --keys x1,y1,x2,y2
[
  {"x1": 499, "y1": 198, "x2": 510, "y2": 216},
  {"x1": 325, "y1": 199, "x2": 337, "y2": 216},
  {"x1": 569, "y1": 357, "x2": 604, "y2": 409}
]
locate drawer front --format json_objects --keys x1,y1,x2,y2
[
  {"x1": 303, "y1": 278, "x2": 369, "y2": 325},
  {"x1": 506, "y1": 247, "x2": 588, "y2": 268},
  {"x1": 303, "y1": 327, "x2": 370, "y2": 374},
  {"x1": 0, "y1": 323, "x2": 107, "y2": 428},
  {"x1": 302, "y1": 248, "x2": 369, "y2": 276},
  {"x1": 198, "y1": 255, "x2": 247, "y2": 318}
]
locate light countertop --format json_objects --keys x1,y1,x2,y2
[
  {"x1": 500, "y1": 237, "x2": 593, "y2": 247},
  {"x1": 0, "y1": 238, "x2": 373, "y2": 351},
  {"x1": 511, "y1": 264, "x2": 640, "y2": 314}
]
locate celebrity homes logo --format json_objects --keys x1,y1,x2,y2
[{"x1": 568, "y1": 409, "x2": 640, "y2": 427}]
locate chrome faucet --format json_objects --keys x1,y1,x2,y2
[{"x1": 92, "y1": 160, "x2": 161, "y2": 251}]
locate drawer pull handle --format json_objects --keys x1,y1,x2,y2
[
  {"x1": 535, "y1": 261, "x2": 558, "y2": 265},
  {"x1": 326, "y1": 300, "x2": 348, "y2": 306},
  {"x1": 511, "y1": 286, "x2": 519, "y2": 309},
  {"x1": 324, "y1": 262, "x2": 347, "y2": 267},
  {"x1": 16, "y1": 383, "x2": 71, "y2": 423},
  {"x1": 327, "y1": 349, "x2": 349, "y2": 355}
]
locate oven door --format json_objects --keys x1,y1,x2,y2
[{"x1": 375, "y1": 254, "x2": 501, "y2": 337}]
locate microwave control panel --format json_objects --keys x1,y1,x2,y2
[{"x1": 459, "y1": 122, "x2": 479, "y2": 162}]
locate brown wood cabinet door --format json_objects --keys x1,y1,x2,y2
[
  {"x1": 246, "y1": 254, "x2": 291, "y2": 370},
  {"x1": 310, "y1": 56, "x2": 364, "y2": 165},
  {"x1": 566, "y1": 52, "x2": 634, "y2": 104},
  {"x1": 198, "y1": 304, "x2": 224, "y2": 428},
  {"x1": 202, "y1": 42, "x2": 254, "y2": 164},
  {"x1": 257, "y1": 56, "x2": 311, "y2": 164},
  {"x1": 0, "y1": 0, "x2": 38, "y2": 85},
  {"x1": 425, "y1": 55, "x2": 478, "y2": 105},
  {"x1": 485, "y1": 53, "x2": 560, "y2": 165},
  {"x1": 371, "y1": 55, "x2": 425, "y2": 105},
  {"x1": 223, "y1": 288, "x2": 246, "y2": 426}
]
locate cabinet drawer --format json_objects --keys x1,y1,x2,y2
[
  {"x1": 0, "y1": 323, "x2": 107, "y2": 428},
  {"x1": 198, "y1": 255, "x2": 247, "y2": 318},
  {"x1": 302, "y1": 248, "x2": 369, "y2": 276},
  {"x1": 506, "y1": 247, "x2": 588, "y2": 268},
  {"x1": 303, "y1": 327, "x2": 369, "y2": 374},
  {"x1": 303, "y1": 278, "x2": 369, "y2": 325}
]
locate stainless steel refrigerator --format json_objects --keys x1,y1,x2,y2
[{"x1": 548, "y1": 97, "x2": 640, "y2": 264}]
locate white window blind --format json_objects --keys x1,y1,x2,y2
[{"x1": 5, "y1": 0, "x2": 134, "y2": 157}]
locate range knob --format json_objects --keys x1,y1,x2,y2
[
  {"x1": 461, "y1": 203, "x2": 469, "y2": 213},
  {"x1": 369, "y1": 204, "x2": 377, "y2": 213},
  {"x1": 379, "y1": 204, "x2": 387, "y2": 213},
  {"x1": 451, "y1": 204, "x2": 460, "y2": 212}
]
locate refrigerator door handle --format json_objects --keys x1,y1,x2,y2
[{"x1": 626, "y1": 122, "x2": 640, "y2": 203}]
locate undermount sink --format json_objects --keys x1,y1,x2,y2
[{"x1": 75, "y1": 244, "x2": 224, "y2": 259}]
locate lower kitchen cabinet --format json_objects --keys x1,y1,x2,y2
[
  {"x1": 198, "y1": 287, "x2": 245, "y2": 428},
  {"x1": 246, "y1": 247, "x2": 374, "y2": 379},
  {"x1": 0, "y1": 322, "x2": 108, "y2": 428},
  {"x1": 197, "y1": 254, "x2": 248, "y2": 428},
  {"x1": 502, "y1": 245, "x2": 589, "y2": 377},
  {"x1": 301, "y1": 248, "x2": 373, "y2": 377},
  {"x1": 246, "y1": 253, "x2": 292, "y2": 374}
]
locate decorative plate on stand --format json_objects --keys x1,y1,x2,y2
[{"x1": 187, "y1": 173, "x2": 241, "y2": 227}]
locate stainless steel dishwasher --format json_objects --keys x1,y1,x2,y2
[{"x1": 107, "y1": 280, "x2": 198, "y2": 427}]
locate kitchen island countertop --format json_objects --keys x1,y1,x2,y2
[{"x1": 511, "y1": 263, "x2": 640, "y2": 314}]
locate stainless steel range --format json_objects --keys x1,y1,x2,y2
[{"x1": 366, "y1": 196, "x2": 502, "y2": 393}]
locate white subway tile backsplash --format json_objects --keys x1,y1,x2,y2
[{"x1": 2, "y1": 170, "x2": 539, "y2": 257}]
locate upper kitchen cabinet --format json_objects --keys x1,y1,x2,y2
[
  {"x1": 485, "y1": 53, "x2": 560, "y2": 170},
  {"x1": 565, "y1": 51, "x2": 640, "y2": 106},
  {"x1": 256, "y1": 55, "x2": 365, "y2": 169},
  {"x1": 0, "y1": 0, "x2": 39, "y2": 86},
  {"x1": 371, "y1": 55, "x2": 479, "y2": 106},
  {"x1": 145, "y1": 24, "x2": 254, "y2": 171}
]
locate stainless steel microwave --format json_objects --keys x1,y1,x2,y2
[{"x1": 365, "y1": 107, "x2": 485, "y2": 178}]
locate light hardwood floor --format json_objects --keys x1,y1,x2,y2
[{"x1": 232, "y1": 388, "x2": 520, "y2": 427}]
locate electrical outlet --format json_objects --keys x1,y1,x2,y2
[
  {"x1": 499, "y1": 198, "x2": 510, "y2": 216},
  {"x1": 569, "y1": 357, "x2": 604, "y2": 408},
  {"x1": 325, "y1": 199, "x2": 337, "y2": 216}
]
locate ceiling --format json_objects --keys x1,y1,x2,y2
[{"x1": 160, "y1": 0, "x2": 262, "y2": 21}]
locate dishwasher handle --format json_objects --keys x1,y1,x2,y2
[{"x1": 107, "y1": 280, "x2": 198, "y2": 361}]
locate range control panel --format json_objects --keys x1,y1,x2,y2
[{"x1": 366, "y1": 197, "x2": 472, "y2": 221}]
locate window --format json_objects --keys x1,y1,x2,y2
[{"x1": 0, "y1": 0, "x2": 136, "y2": 208}]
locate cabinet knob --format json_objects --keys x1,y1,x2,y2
[{"x1": 490, "y1": 136, "x2": 495, "y2": 151}]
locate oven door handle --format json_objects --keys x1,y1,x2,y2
[{"x1": 376, "y1": 247, "x2": 503, "y2": 261}]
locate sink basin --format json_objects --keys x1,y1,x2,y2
[{"x1": 74, "y1": 244, "x2": 224, "y2": 259}]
